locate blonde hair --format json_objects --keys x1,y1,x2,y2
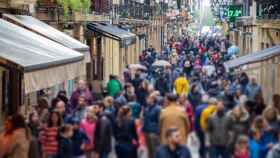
[
  {"x1": 104, "y1": 96, "x2": 114, "y2": 107},
  {"x1": 262, "y1": 106, "x2": 279, "y2": 121},
  {"x1": 235, "y1": 135, "x2": 249, "y2": 152}
]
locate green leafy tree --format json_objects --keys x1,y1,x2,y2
[
  {"x1": 81, "y1": 0, "x2": 91, "y2": 14},
  {"x1": 57, "y1": 0, "x2": 70, "y2": 17},
  {"x1": 57, "y1": 0, "x2": 91, "y2": 17}
]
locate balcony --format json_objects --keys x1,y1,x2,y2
[
  {"x1": 36, "y1": 1, "x2": 110, "y2": 23},
  {"x1": 71, "y1": 12, "x2": 110, "y2": 22},
  {"x1": 35, "y1": 0, "x2": 62, "y2": 22},
  {"x1": 9, "y1": 0, "x2": 37, "y2": 8},
  {"x1": 256, "y1": 0, "x2": 280, "y2": 20},
  {"x1": 235, "y1": 16, "x2": 253, "y2": 27}
]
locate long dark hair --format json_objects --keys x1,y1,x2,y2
[
  {"x1": 5, "y1": 113, "x2": 30, "y2": 139},
  {"x1": 116, "y1": 106, "x2": 131, "y2": 127},
  {"x1": 47, "y1": 111, "x2": 63, "y2": 127}
]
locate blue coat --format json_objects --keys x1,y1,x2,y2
[
  {"x1": 156, "y1": 145, "x2": 192, "y2": 158},
  {"x1": 259, "y1": 130, "x2": 277, "y2": 158},
  {"x1": 194, "y1": 103, "x2": 208, "y2": 131},
  {"x1": 142, "y1": 105, "x2": 161, "y2": 134},
  {"x1": 249, "y1": 139, "x2": 260, "y2": 158},
  {"x1": 72, "y1": 129, "x2": 89, "y2": 156}
]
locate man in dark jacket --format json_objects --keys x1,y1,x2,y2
[
  {"x1": 142, "y1": 93, "x2": 162, "y2": 158},
  {"x1": 207, "y1": 100, "x2": 233, "y2": 158},
  {"x1": 132, "y1": 72, "x2": 143, "y2": 93},
  {"x1": 94, "y1": 111, "x2": 113, "y2": 158},
  {"x1": 156, "y1": 127, "x2": 192, "y2": 158}
]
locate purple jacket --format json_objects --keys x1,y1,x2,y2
[{"x1": 70, "y1": 89, "x2": 93, "y2": 108}]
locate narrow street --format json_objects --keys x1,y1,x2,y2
[{"x1": 1, "y1": 1, "x2": 280, "y2": 158}]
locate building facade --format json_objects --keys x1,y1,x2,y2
[{"x1": 229, "y1": 0, "x2": 280, "y2": 103}]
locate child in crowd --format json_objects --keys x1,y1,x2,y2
[
  {"x1": 234, "y1": 135, "x2": 249, "y2": 158},
  {"x1": 57, "y1": 124, "x2": 74, "y2": 158},
  {"x1": 70, "y1": 119, "x2": 89, "y2": 158},
  {"x1": 80, "y1": 106, "x2": 97, "y2": 158},
  {"x1": 249, "y1": 129, "x2": 261, "y2": 158}
]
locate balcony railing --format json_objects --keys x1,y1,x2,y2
[
  {"x1": 256, "y1": 0, "x2": 280, "y2": 20},
  {"x1": 9, "y1": 0, "x2": 37, "y2": 8},
  {"x1": 36, "y1": 1, "x2": 110, "y2": 22}
]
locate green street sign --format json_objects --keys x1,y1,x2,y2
[
  {"x1": 224, "y1": 5, "x2": 243, "y2": 22},
  {"x1": 225, "y1": 5, "x2": 243, "y2": 18}
]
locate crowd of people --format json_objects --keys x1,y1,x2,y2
[{"x1": 0, "y1": 35, "x2": 280, "y2": 158}]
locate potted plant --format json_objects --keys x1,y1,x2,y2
[{"x1": 57, "y1": 0, "x2": 91, "y2": 21}]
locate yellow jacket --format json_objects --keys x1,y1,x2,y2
[
  {"x1": 200, "y1": 105, "x2": 217, "y2": 131},
  {"x1": 174, "y1": 77, "x2": 189, "y2": 95}
]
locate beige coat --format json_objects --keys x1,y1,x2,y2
[
  {"x1": 0, "y1": 128, "x2": 30, "y2": 158},
  {"x1": 159, "y1": 103, "x2": 190, "y2": 145}
]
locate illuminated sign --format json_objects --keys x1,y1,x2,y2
[{"x1": 225, "y1": 5, "x2": 243, "y2": 18}]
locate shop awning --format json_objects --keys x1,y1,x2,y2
[
  {"x1": 0, "y1": 19, "x2": 85, "y2": 93},
  {"x1": 224, "y1": 45, "x2": 280, "y2": 70},
  {"x1": 87, "y1": 22, "x2": 136, "y2": 46},
  {"x1": 3, "y1": 14, "x2": 91, "y2": 62}
]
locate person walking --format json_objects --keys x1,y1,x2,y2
[
  {"x1": 227, "y1": 106, "x2": 250, "y2": 153},
  {"x1": 107, "y1": 75, "x2": 123, "y2": 97},
  {"x1": 207, "y1": 100, "x2": 233, "y2": 158},
  {"x1": 70, "y1": 80, "x2": 93, "y2": 107},
  {"x1": 267, "y1": 130, "x2": 280, "y2": 158},
  {"x1": 188, "y1": 84, "x2": 202, "y2": 109},
  {"x1": 160, "y1": 93, "x2": 190, "y2": 145},
  {"x1": 72, "y1": 96, "x2": 88, "y2": 123},
  {"x1": 0, "y1": 114, "x2": 31, "y2": 158},
  {"x1": 233, "y1": 135, "x2": 249, "y2": 158},
  {"x1": 142, "y1": 93, "x2": 161, "y2": 158},
  {"x1": 194, "y1": 95, "x2": 209, "y2": 158},
  {"x1": 70, "y1": 119, "x2": 89, "y2": 158},
  {"x1": 114, "y1": 106, "x2": 139, "y2": 158},
  {"x1": 156, "y1": 127, "x2": 192, "y2": 158},
  {"x1": 57, "y1": 124, "x2": 73, "y2": 158},
  {"x1": 246, "y1": 78, "x2": 262, "y2": 102},
  {"x1": 80, "y1": 107, "x2": 97, "y2": 158},
  {"x1": 27, "y1": 112, "x2": 41, "y2": 158},
  {"x1": 39, "y1": 111, "x2": 63, "y2": 158},
  {"x1": 174, "y1": 72, "x2": 190, "y2": 96},
  {"x1": 94, "y1": 106, "x2": 113, "y2": 158}
]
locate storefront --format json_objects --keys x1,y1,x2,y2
[
  {"x1": 0, "y1": 19, "x2": 85, "y2": 124},
  {"x1": 3, "y1": 14, "x2": 90, "y2": 97},
  {"x1": 87, "y1": 22, "x2": 137, "y2": 82},
  {"x1": 224, "y1": 45, "x2": 280, "y2": 104}
]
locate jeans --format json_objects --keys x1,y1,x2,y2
[
  {"x1": 209, "y1": 145, "x2": 229, "y2": 158},
  {"x1": 115, "y1": 143, "x2": 137, "y2": 158},
  {"x1": 144, "y1": 133, "x2": 160, "y2": 158},
  {"x1": 100, "y1": 153, "x2": 109, "y2": 158},
  {"x1": 196, "y1": 130, "x2": 206, "y2": 158}
]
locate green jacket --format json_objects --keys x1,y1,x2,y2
[{"x1": 107, "y1": 79, "x2": 122, "y2": 97}]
